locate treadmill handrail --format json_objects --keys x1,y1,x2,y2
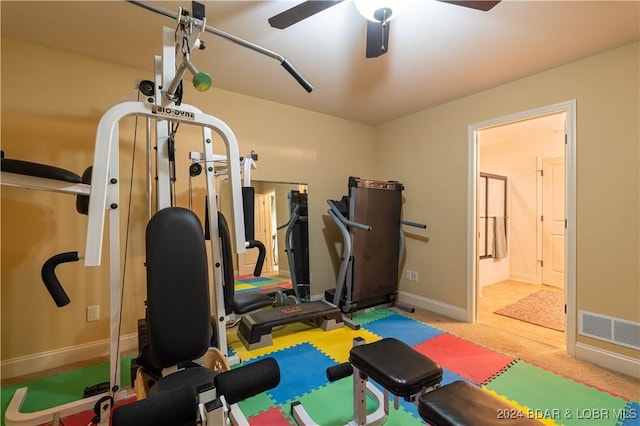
[
  {"x1": 277, "y1": 204, "x2": 300, "y2": 230},
  {"x1": 402, "y1": 219, "x2": 427, "y2": 229},
  {"x1": 283, "y1": 205, "x2": 301, "y2": 298},
  {"x1": 327, "y1": 209, "x2": 352, "y2": 310},
  {"x1": 326, "y1": 200, "x2": 371, "y2": 231}
]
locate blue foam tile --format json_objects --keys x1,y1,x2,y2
[
  {"x1": 237, "y1": 277, "x2": 273, "y2": 283},
  {"x1": 441, "y1": 368, "x2": 468, "y2": 386},
  {"x1": 619, "y1": 401, "x2": 640, "y2": 426},
  {"x1": 252, "y1": 343, "x2": 335, "y2": 405},
  {"x1": 361, "y1": 312, "x2": 444, "y2": 347}
]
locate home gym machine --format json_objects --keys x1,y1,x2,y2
[
  {"x1": 326, "y1": 177, "x2": 426, "y2": 324},
  {"x1": 3, "y1": 1, "x2": 313, "y2": 424}
]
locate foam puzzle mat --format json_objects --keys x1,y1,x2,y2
[
  {"x1": 227, "y1": 309, "x2": 640, "y2": 426},
  {"x1": 234, "y1": 274, "x2": 292, "y2": 295},
  {"x1": 2, "y1": 309, "x2": 638, "y2": 426}
]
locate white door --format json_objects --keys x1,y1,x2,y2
[
  {"x1": 542, "y1": 157, "x2": 565, "y2": 288},
  {"x1": 238, "y1": 192, "x2": 271, "y2": 275}
]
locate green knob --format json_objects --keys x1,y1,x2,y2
[{"x1": 193, "y1": 72, "x2": 212, "y2": 92}]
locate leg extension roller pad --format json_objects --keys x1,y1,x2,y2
[
  {"x1": 418, "y1": 380, "x2": 542, "y2": 426},
  {"x1": 349, "y1": 338, "x2": 443, "y2": 397}
]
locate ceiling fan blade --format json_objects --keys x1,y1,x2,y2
[
  {"x1": 437, "y1": 0, "x2": 501, "y2": 12},
  {"x1": 366, "y1": 20, "x2": 390, "y2": 58},
  {"x1": 268, "y1": 0, "x2": 344, "y2": 29}
]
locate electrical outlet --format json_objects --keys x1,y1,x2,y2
[
  {"x1": 87, "y1": 305, "x2": 100, "y2": 322},
  {"x1": 411, "y1": 271, "x2": 419, "y2": 282},
  {"x1": 405, "y1": 270, "x2": 412, "y2": 280}
]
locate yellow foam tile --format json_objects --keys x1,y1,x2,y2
[
  {"x1": 483, "y1": 387, "x2": 559, "y2": 426},
  {"x1": 234, "y1": 283, "x2": 255, "y2": 291},
  {"x1": 306, "y1": 327, "x2": 382, "y2": 363},
  {"x1": 228, "y1": 321, "x2": 330, "y2": 362}
]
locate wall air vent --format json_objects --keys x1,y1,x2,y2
[{"x1": 579, "y1": 310, "x2": 640, "y2": 350}]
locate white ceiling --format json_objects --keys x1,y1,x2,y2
[{"x1": 1, "y1": 1, "x2": 639, "y2": 125}]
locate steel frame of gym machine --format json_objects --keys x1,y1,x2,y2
[{"x1": 3, "y1": 1, "x2": 313, "y2": 424}]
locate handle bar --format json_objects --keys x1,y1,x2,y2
[
  {"x1": 402, "y1": 220, "x2": 427, "y2": 229},
  {"x1": 41, "y1": 251, "x2": 81, "y2": 307}
]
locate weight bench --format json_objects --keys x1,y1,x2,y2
[
  {"x1": 292, "y1": 337, "x2": 541, "y2": 426},
  {"x1": 237, "y1": 300, "x2": 343, "y2": 350},
  {"x1": 419, "y1": 380, "x2": 541, "y2": 426},
  {"x1": 292, "y1": 337, "x2": 442, "y2": 425}
]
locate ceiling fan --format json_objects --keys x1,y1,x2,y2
[{"x1": 268, "y1": 0, "x2": 501, "y2": 58}]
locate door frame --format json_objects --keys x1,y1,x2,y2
[{"x1": 466, "y1": 100, "x2": 576, "y2": 355}]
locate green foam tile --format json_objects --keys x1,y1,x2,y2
[
  {"x1": 288, "y1": 378, "x2": 422, "y2": 425},
  {"x1": 486, "y1": 360, "x2": 629, "y2": 426},
  {"x1": 2, "y1": 356, "x2": 134, "y2": 425},
  {"x1": 237, "y1": 391, "x2": 278, "y2": 418},
  {"x1": 350, "y1": 308, "x2": 395, "y2": 325}
]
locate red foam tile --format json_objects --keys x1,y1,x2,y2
[
  {"x1": 236, "y1": 274, "x2": 257, "y2": 280},
  {"x1": 261, "y1": 282, "x2": 293, "y2": 290},
  {"x1": 44, "y1": 396, "x2": 136, "y2": 426},
  {"x1": 41, "y1": 396, "x2": 137, "y2": 426},
  {"x1": 415, "y1": 333, "x2": 515, "y2": 384},
  {"x1": 248, "y1": 406, "x2": 292, "y2": 425}
]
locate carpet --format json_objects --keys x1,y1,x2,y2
[{"x1": 494, "y1": 290, "x2": 564, "y2": 332}]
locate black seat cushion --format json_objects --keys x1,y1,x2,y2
[
  {"x1": 349, "y1": 338, "x2": 442, "y2": 397},
  {"x1": 418, "y1": 380, "x2": 541, "y2": 426},
  {"x1": 232, "y1": 292, "x2": 273, "y2": 314}
]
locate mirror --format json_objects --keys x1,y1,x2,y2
[
  {"x1": 478, "y1": 172, "x2": 508, "y2": 259},
  {"x1": 218, "y1": 180, "x2": 309, "y2": 291}
]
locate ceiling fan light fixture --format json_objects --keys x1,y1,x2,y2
[{"x1": 355, "y1": 0, "x2": 405, "y2": 22}]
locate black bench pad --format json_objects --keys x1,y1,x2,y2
[
  {"x1": 232, "y1": 292, "x2": 273, "y2": 314},
  {"x1": 147, "y1": 365, "x2": 218, "y2": 398},
  {"x1": 349, "y1": 338, "x2": 442, "y2": 397},
  {"x1": 1, "y1": 157, "x2": 81, "y2": 183},
  {"x1": 419, "y1": 380, "x2": 541, "y2": 426}
]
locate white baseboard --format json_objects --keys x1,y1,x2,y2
[
  {"x1": 279, "y1": 269, "x2": 291, "y2": 278},
  {"x1": 397, "y1": 291, "x2": 468, "y2": 322},
  {"x1": 575, "y1": 342, "x2": 640, "y2": 379},
  {"x1": 1, "y1": 333, "x2": 138, "y2": 380},
  {"x1": 509, "y1": 273, "x2": 538, "y2": 285}
]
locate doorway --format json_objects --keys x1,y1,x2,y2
[{"x1": 467, "y1": 101, "x2": 577, "y2": 355}]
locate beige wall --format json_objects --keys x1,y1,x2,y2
[
  {"x1": 2, "y1": 36, "x2": 638, "y2": 371},
  {"x1": 1, "y1": 37, "x2": 374, "y2": 366},
  {"x1": 375, "y1": 42, "x2": 639, "y2": 358}
]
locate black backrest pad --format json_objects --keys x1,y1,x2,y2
[{"x1": 146, "y1": 207, "x2": 211, "y2": 369}]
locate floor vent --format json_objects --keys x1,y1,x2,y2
[{"x1": 579, "y1": 310, "x2": 640, "y2": 350}]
